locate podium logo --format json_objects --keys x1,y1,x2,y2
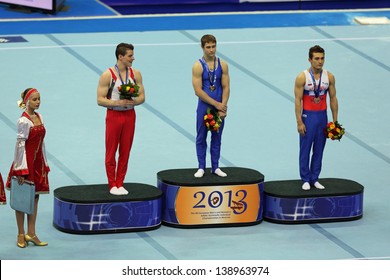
[{"x1": 175, "y1": 184, "x2": 262, "y2": 225}]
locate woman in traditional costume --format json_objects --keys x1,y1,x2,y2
[{"x1": 6, "y1": 88, "x2": 50, "y2": 248}]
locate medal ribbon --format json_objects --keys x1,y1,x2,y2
[
  {"x1": 309, "y1": 68, "x2": 322, "y2": 98},
  {"x1": 201, "y1": 57, "x2": 216, "y2": 89},
  {"x1": 115, "y1": 64, "x2": 128, "y2": 85}
]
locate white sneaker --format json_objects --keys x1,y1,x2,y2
[
  {"x1": 213, "y1": 168, "x2": 227, "y2": 177},
  {"x1": 314, "y1": 181, "x2": 325, "y2": 189},
  {"x1": 302, "y1": 182, "x2": 310, "y2": 191},
  {"x1": 109, "y1": 186, "x2": 121, "y2": 195},
  {"x1": 117, "y1": 186, "x2": 129, "y2": 195},
  {"x1": 194, "y1": 169, "x2": 205, "y2": 178}
]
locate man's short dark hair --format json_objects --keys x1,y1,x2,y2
[
  {"x1": 201, "y1": 34, "x2": 217, "y2": 48},
  {"x1": 309, "y1": 45, "x2": 325, "y2": 59},
  {"x1": 115, "y1": 43, "x2": 134, "y2": 59}
]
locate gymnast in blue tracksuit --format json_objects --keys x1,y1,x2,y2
[
  {"x1": 192, "y1": 34, "x2": 230, "y2": 178},
  {"x1": 294, "y1": 45, "x2": 339, "y2": 190}
]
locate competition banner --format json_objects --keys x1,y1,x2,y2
[
  {"x1": 240, "y1": 0, "x2": 295, "y2": 2},
  {"x1": 102, "y1": 0, "x2": 238, "y2": 5},
  {"x1": 161, "y1": 183, "x2": 263, "y2": 226},
  {"x1": 0, "y1": 0, "x2": 65, "y2": 13},
  {"x1": 240, "y1": 0, "x2": 326, "y2": 2},
  {"x1": 0, "y1": 0, "x2": 53, "y2": 9},
  {"x1": 176, "y1": 184, "x2": 261, "y2": 225}
]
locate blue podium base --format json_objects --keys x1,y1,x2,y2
[
  {"x1": 158, "y1": 167, "x2": 264, "y2": 228},
  {"x1": 53, "y1": 183, "x2": 162, "y2": 234},
  {"x1": 263, "y1": 178, "x2": 364, "y2": 224}
]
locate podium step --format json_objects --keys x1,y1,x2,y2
[
  {"x1": 53, "y1": 183, "x2": 162, "y2": 234},
  {"x1": 157, "y1": 167, "x2": 264, "y2": 228},
  {"x1": 263, "y1": 178, "x2": 364, "y2": 224}
]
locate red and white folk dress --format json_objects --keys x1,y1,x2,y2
[
  {"x1": 0, "y1": 173, "x2": 5, "y2": 204},
  {"x1": 6, "y1": 112, "x2": 50, "y2": 194}
]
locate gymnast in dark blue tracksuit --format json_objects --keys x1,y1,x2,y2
[
  {"x1": 294, "y1": 45, "x2": 339, "y2": 191},
  {"x1": 192, "y1": 34, "x2": 230, "y2": 178}
]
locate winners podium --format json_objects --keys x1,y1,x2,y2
[
  {"x1": 263, "y1": 178, "x2": 364, "y2": 223},
  {"x1": 53, "y1": 183, "x2": 162, "y2": 234},
  {"x1": 52, "y1": 171, "x2": 365, "y2": 234},
  {"x1": 157, "y1": 167, "x2": 264, "y2": 228}
]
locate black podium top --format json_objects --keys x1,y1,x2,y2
[
  {"x1": 264, "y1": 178, "x2": 364, "y2": 198},
  {"x1": 54, "y1": 183, "x2": 162, "y2": 203},
  {"x1": 157, "y1": 167, "x2": 264, "y2": 186}
]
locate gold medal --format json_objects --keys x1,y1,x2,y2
[
  {"x1": 201, "y1": 57, "x2": 217, "y2": 93},
  {"x1": 314, "y1": 97, "x2": 321, "y2": 104}
]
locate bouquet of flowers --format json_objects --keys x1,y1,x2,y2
[
  {"x1": 204, "y1": 108, "x2": 222, "y2": 132},
  {"x1": 118, "y1": 82, "x2": 139, "y2": 100},
  {"x1": 325, "y1": 121, "x2": 345, "y2": 141}
]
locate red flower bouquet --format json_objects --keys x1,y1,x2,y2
[
  {"x1": 204, "y1": 108, "x2": 222, "y2": 132},
  {"x1": 325, "y1": 121, "x2": 345, "y2": 141},
  {"x1": 118, "y1": 82, "x2": 139, "y2": 100}
]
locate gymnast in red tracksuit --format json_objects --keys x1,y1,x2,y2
[
  {"x1": 294, "y1": 45, "x2": 339, "y2": 191},
  {"x1": 97, "y1": 43, "x2": 145, "y2": 196}
]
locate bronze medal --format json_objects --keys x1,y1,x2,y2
[{"x1": 210, "y1": 85, "x2": 216, "y2": 92}]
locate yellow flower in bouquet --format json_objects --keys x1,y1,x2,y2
[
  {"x1": 325, "y1": 121, "x2": 345, "y2": 141},
  {"x1": 118, "y1": 82, "x2": 139, "y2": 100},
  {"x1": 204, "y1": 108, "x2": 222, "y2": 133}
]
